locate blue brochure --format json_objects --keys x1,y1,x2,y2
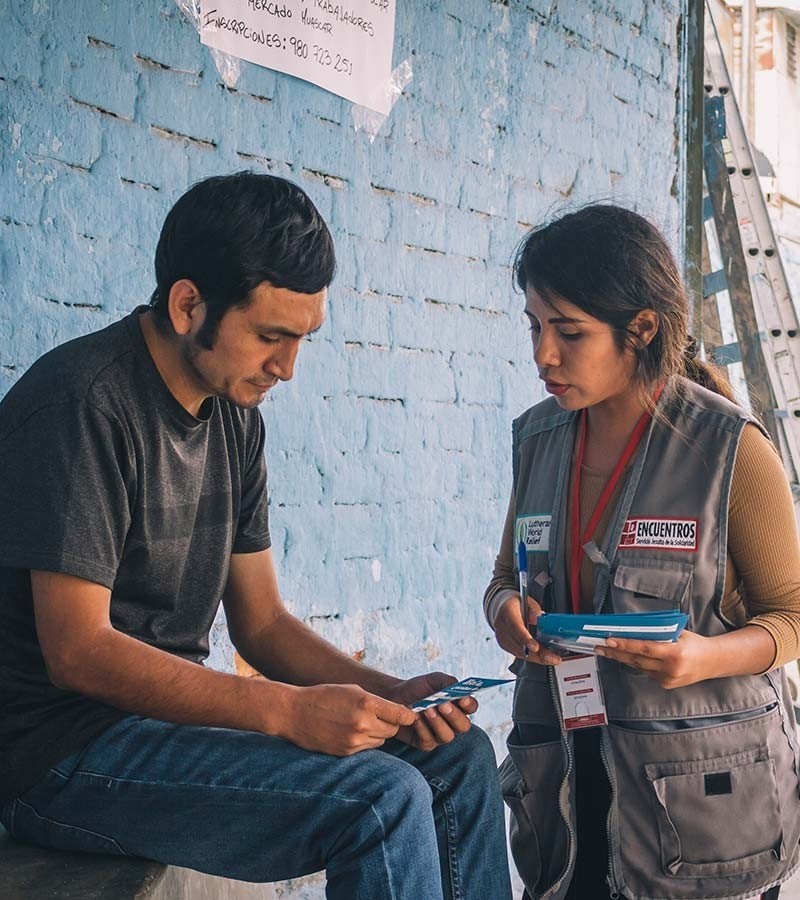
[{"x1": 536, "y1": 610, "x2": 689, "y2": 655}]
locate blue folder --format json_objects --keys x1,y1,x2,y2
[{"x1": 536, "y1": 610, "x2": 689, "y2": 655}]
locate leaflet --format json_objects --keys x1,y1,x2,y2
[
  {"x1": 536, "y1": 610, "x2": 688, "y2": 655},
  {"x1": 410, "y1": 677, "x2": 513, "y2": 712}
]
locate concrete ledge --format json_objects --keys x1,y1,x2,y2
[
  {"x1": 147, "y1": 867, "x2": 278, "y2": 900},
  {"x1": 0, "y1": 826, "x2": 277, "y2": 899}
]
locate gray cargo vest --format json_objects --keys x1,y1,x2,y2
[{"x1": 499, "y1": 377, "x2": 800, "y2": 900}]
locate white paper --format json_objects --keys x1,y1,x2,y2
[
  {"x1": 199, "y1": 0, "x2": 396, "y2": 113},
  {"x1": 582, "y1": 623, "x2": 679, "y2": 634}
]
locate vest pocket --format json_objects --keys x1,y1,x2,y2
[
  {"x1": 645, "y1": 746, "x2": 784, "y2": 878},
  {"x1": 610, "y1": 561, "x2": 693, "y2": 615},
  {"x1": 607, "y1": 700, "x2": 800, "y2": 899},
  {"x1": 500, "y1": 730, "x2": 570, "y2": 897}
]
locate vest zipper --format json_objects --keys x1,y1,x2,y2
[
  {"x1": 599, "y1": 733, "x2": 622, "y2": 898},
  {"x1": 545, "y1": 665, "x2": 576, "y2": 899}
]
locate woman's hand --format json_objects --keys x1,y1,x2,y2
[
  {"x1": 494, "y1": 595, "x2": 564, "y2": 666},
  {"x1": 595, "y1": 630, "x2": 716, "y2": 689}
]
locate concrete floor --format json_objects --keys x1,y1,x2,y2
[{"x1": 780, "y1": 870, "x2": 800, "y2": 900}]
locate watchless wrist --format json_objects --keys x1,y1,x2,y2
[{"x1": 252, "y1": 678, "x2": 299, "y2": 739}]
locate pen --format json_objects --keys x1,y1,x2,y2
[{"x1": 517, "y1": 541, "x2": 529, "y2": 658}]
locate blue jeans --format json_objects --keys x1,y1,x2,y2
[{"x1": 0, "y1": 716, "x2": 512, "y2": 900}]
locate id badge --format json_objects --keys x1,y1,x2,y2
[{"x1": 554, "y1": 654, "x2": 608, "y2": 730}]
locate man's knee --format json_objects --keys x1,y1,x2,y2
[
  {"x1": 460, "y1": 724, "x2": 498, "y2": 765},
  {"x1": 371, "y1": 756, "x2": 433, "y2": 815},
  {"x1": 332, "y1": 755, "x2": 435, "y2": 855},
  {"x1": 437, "y1": 725, "x2": 498, "y2": 773},
  {"x1": 411, "y1": 725, "x2": 502, "y2": 800}
]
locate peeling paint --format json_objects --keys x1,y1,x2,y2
[
  {"x1": 10, "y1": 123, "x2": 22, "y2": 153},
  {"x1": 423, "y1": 641, "x2": 441, "y2": 662},
  {"x1": 498, "y1": 5, "x2": 511, "y2": 35}
]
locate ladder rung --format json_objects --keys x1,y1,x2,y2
[
  {"x1": 704, "y1": 1, "x2": 800, "y2": 494},
  {"x1": 703, "y1": 269, "x2": 728, "y2": 297},
  {"x1": 710, "y1": 342, "x2": 741, "y2": 365},
  {"x1": 705, "y1": 95, "x2": 726, "y2": 141}
]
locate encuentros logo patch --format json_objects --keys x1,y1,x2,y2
[
  {"x1": 515, "y1": 514, "x2": 552, "y2": 552},
  {"x1": 619, "y1": 518, "x2": 698, "y2": 551}
]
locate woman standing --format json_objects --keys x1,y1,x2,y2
[{"x1": 485, "y1": 205, "x2": 800, "y2": 900}]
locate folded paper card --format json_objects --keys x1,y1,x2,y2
[{"x1": 410, "y1": 677, "x2": 513, "y2": 712}]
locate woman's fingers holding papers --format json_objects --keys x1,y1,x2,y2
[
  {"x1": 495, "y1": 595, "x2": 538, "y2": 656},
  {"x1": 596, "y1": 631, "x2": 713, "y2": 689},
  {"x1": 494, "y1": 596, "x2": 562, "y2": 664},
  {"x1": 524, "y1": 597, "x2": 544, "y2": 629}
]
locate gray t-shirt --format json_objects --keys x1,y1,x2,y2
[{"x1": 0, "y1": 308, "x2": 270, "y2": 801}]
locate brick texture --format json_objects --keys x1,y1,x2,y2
[{"x1": 1, "y1": 1, "x2": 684, "y2": 894}]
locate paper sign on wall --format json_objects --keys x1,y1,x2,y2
[{"x1": 199, "y1": 1, "x2": 396, "y2": 114}]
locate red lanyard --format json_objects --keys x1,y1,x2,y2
[{"x1": 569, "y1": 405, "x2": 654, "y2": 614}]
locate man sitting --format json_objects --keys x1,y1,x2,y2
[{"x1": 0, "y1": 172, "x2": 512, "y2": 900}]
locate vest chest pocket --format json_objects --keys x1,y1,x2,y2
[
  {"x1": 609, "y1": 561, "x2": 693, "y2": 618},
  {"x1": 645, "y1": 745, "x2": 784, "y2": 879}
]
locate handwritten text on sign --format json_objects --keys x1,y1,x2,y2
[{"x1": 200, "y1": 1, "x2": 396, "y2": 114}]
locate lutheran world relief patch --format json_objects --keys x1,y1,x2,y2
[
  {"x1": 619, "y1": 518, "x2": 699, "y2": 551},
  {"x1": 515, "y1": 514, "x2": 552, "y2": 552}
]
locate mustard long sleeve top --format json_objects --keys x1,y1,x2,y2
[{"x1": 484, "y1": 423, "x2": 800, "y2": 670}]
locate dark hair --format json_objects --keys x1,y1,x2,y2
[
  {"x1": 513, "y1": 204, "x2": 734, "y2": 404},
  {"x1": 150, "y1": 171, "x2": 336, "y2": 347}
]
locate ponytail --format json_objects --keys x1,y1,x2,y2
[{"x1": 682, "y1": 335, "x2": 737, "y2": 402}]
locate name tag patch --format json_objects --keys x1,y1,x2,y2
[
  {"x1": 554, "y1": 654, "x2": 608, "y2": 730},
  {"x1": 515, "y1": 514, "x2": 552, "y2": 552},
  {"x1": 619, "y1": 518, "x2": 698, "y2": 551}
]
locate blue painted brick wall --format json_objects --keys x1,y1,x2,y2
[{"x1": 2, "y1": 0, "x2": 684, "y2": 893}]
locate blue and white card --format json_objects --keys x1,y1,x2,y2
[{"x1": 410, "y1": 677, "x2": 513, "y2": 712}]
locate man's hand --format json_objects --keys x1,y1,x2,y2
[
  {"x1": 280, "y1": 683, "x2": 417, "y2": 756},
  {"x1": 494, "y1": 595, "x2": 563, "y2": 666},
  {"x1": 383, "y1": 672, "x2": 476, "y2": 752},
  {"x1": 595, "y1": 631, "x2": 715, "y2": 689}
]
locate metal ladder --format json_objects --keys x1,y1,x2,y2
[
  {"x1": 702, "y1": 3, "x2": 800, "y2": 491},
  {"x1": 701, "y1": 2, "x2": 800, "y2": 724}
]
